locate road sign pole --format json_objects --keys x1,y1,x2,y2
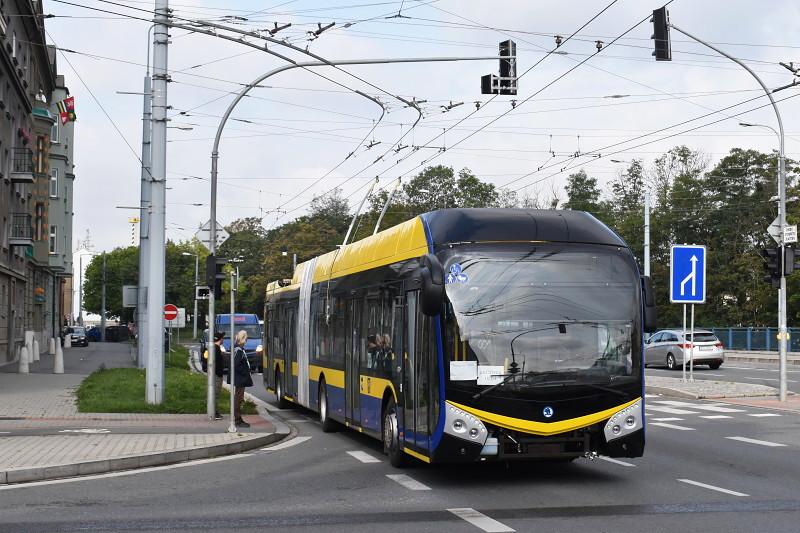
[
  {"x1": 690, "y1": 304, "x2": 695, "y2": 383},
  {"x1": 682, "y1": 304, "x2": 687, "y2": 383},
  {"x1": 229, "y1": 268, "x2": 236, "y2": 433}
]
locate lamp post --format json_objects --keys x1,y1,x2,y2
[{"x1": 182, "y1": 251, "x2": 199, "y2": 340}]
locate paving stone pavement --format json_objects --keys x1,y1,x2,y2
[{"x1": 646, "y1": 375, "x2": 780, "y2": 399}]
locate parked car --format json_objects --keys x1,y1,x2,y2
[
  {"x1": 85, "y1": 326, "x2": 102, "y2": 342},
  {"x1": 69, "y1": 326, "x2": 89, "y2": 347},
  {"x1": 644, "y1": 329, "x2": 724, "y2": 370}
]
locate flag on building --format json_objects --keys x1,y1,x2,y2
[{"x1": 56, "y1": 96, "x2": 76, "y2": 125}]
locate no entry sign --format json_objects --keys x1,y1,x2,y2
[{"x1": 163, "y1": 304, "x2": 179, "y2": 321}]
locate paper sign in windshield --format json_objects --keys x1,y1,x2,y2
[
  {"x1": 445, "y1": 263, "x2": 469, "y2": 285},
  {"x1": 449, "y1": 361, "x2": 478, "y2": 381},
  {"x1": 477, "y1": 365, "x2": 505, "y2": 386}
]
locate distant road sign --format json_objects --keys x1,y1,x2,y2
[
  {"x1": 670, "y1": 245, "x2": 706, "y2": 304},
  {"x1": 195, "y1": 220, "x2": 230, "y2": 251},
  {"x1": 164, "y1": 304, "x2": 178, "y2": 321}
]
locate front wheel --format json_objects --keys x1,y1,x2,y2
[
  {"x1": 666, "y1": 353, "x2": 677, "y2": 370},
  {"x1": 382, "y1": 399, "x2": 406, "y2": 468},
  {"x1": 275, "y1": 370, "x2": 289, "y2": 409},
  {"x1": 709, "y1": 362, "x2": 722, "y2": 370},
  {"x1": 318, "y1": 380, "x2": 337, "y2": 433}
]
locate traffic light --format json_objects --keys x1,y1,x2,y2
[
  {"x1": 761, "y1": 247, "x2": 781, "y2": 288},
  {"x1": 481, "y1": 40, "x2": 517, "y2": 95},
  {"x1": 784, "y1": 246, "x2": 800, "y2": 276},
  {"x1": 651, "y1": 7, "x2": 672, "y2": 61},
  {"x1": 205, "y1": 254, "x2": 228, "y2": 296}
]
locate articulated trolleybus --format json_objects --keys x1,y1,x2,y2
[{"x1": 263, "y1": 209, "x2": 656, "y2": 465}]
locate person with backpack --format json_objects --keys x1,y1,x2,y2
[{"x1": 227, "y1": 329, "x2": 253, "y2": 427}]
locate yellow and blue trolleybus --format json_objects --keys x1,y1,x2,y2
[{"x1": 263, "y1": 208, "x2": 656, "y2": 465}]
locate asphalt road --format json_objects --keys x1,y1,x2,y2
[{"x1": 2, "y1": 370, "x2": 800, "y2": 532}]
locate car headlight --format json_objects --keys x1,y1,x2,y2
[
  {"x1": 604, "y1": 399, "x2": 642, "y2": 443},
  {"x1": 220, "y1": 345, "x2": 227, "y2": 353},
  {"x1": 256, "y1": 345, "x2": 263, "y2": 352}
]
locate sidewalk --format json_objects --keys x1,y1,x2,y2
[
  {"x1": 0, "y1": 343, "x2": 289, "y2": 485},
  {"x1": 724, "y1": 350, "x2": 800, "y2": 366},
  {"x1": 645, "y1": 375, "x2": 800, "y2": 413}
]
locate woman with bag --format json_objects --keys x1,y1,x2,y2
[{"x1": 227, "y1": 329, "x2": 253, "y2": 427}]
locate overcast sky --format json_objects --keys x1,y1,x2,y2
[{"x1": 42, "y1": 0, "x2": 800, "y2": 254}]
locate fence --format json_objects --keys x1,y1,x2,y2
[{"x1": 661, "y1": 327, "x2": 800, "y2": 352}]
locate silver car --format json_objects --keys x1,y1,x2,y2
[{"x1": 644, "y1": 329, "x2": 724, "y2": 370}]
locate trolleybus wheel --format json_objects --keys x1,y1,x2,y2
[
  {"x1": 383, "y1": 399, "x2": 406, "y2": 467},
  {"x1": 319, "y1": 380, "x2": 337, "y2": 433},
  {"x1": 275, "y1": 370, "x2": 289, "y2": 409},
  {"x1": 666, "y1": 353, "x2": 677, "y2": 370}
]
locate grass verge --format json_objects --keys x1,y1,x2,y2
[{"x1": 76, "y1": 345, "x2": 257, "y2": 414}]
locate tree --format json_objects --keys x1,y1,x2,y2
[{"x1": 83, "y1": 247, "x2": 139, "y2": 323}]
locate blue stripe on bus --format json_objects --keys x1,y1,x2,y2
[
  {"x1": 360, "y1": 393, "x2": 382, "y2": 433},
  {"x1": 421, "y1": 214, "x2": 447, "y2": 452}
]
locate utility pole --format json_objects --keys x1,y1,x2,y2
[
  {"x1": 137, "y1": 24, "x2": 154, "y2": 369},
  {"x1": 146, "y1": 0, "x2": 169, "y2": 404},
  {"x1": 193, "y1": 253, "x2": 198, "y2": 340},
  {"x1": 101, "y1": 252, "x2": 106, "y2": 342},
  {"x1": 228, "y1": 266, "x2": 237, "y2": 433},
  {"x1": 653, "y1": 9, "x2": 789, "y2": 400},
  {"x1": 644, "y1": 192, "x2": 651, "y2": 277}
]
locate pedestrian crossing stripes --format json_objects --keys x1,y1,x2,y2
[
  {"x1": 699, "y1": 415, "x2": 732, "y2": 419},
  {"x1": 747, "y1": 413, "x2": 781, "y2": 417},
  {"x1": 650, "y1": 422, "x2": 695, "y2": 431}
]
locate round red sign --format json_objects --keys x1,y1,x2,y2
[{"x1": 163, "y1": 304, "x2": 179, "y2": 321}]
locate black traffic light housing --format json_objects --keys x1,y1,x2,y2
[
  {"x1": 784, "y1": 246, "x2": 800, "y2": 276},
  {"x1": 761, "y1": 247, "x2": 781, "y2": 288},
  {"x1": 481, "y1": 40, "x2": 517, "y2": 95},
  {"x1": 205, "y1": 255, "x2": 228, "y2": 296},
  {"x1": 651, "y1": 7, "x2": 672, "y2": 61}
]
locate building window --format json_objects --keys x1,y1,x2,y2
[
  {"x1": 35, "y1": 202, "x2": 45, "y2": 241},
  {"x1": 50, "y1": 167, "x2": 58, "y2": 198},
  {"x1": 49, "y1": 225, "x2": 57, "y2": 254},
  {"x1": 51, "y1": 121, "x2": 59, "y2": 143}
]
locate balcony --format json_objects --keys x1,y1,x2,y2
[
  {"x1": 9, "y1": 147, "x2": 34, "y2": 184},
  {"x1": 9, "y1": 213, "x2": 33, "y2": 247}
]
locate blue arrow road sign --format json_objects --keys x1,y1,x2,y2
[{"x1": 670, "y1": 245, "x2": 706, "y2": 304}]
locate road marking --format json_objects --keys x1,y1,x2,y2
[
  {"x1": 261, "y1": 436, "x2": 312, "y2": 451},
  {"x1": 742, "y1": 376, "x2": 798, "y2": 383},
  {"x1": 747, "y1": 413, "x2": 781, "y2": 418},
  {"x1": 447, "y1": 508, "x2": 515, "y2": 532},
  {"x1": 286, "y1": 418, "x2": 313, "y2": 423},
  {"x1": 651, "y1": 417, "x2": 684, "y2": 422},
  {"x1": 645, "y1": 406, "x2": 700, "y2": 415},
  {"x1": 677, "y1": 479, "x2": 748, "y2": 497},
  {"x1": 726, "y1": 436, "x2": 786, "y2": 447},
  {"x1": 0, "y1": 454, "x2": 251, "y2": 491},
  {"x1": 649, "y1": 422, "x2": 695, "y2": 431},
  {"x1": 700, "y1": 415, "x2": 733, "y2": 419},
  {"x1": 347, "y1": 450, "x2": 381, "y2": 463},
  {"x1": 386, "y1": 474, "x2": 431, "y2": 491},
  {"x1": 654, "y1": 401, "x2": 745, "y2": 413},
  {"x1": 599, "y1": 456, "x2": 636, "y2": 467}
]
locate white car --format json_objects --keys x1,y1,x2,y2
[{"x1": 644, "y1": 329, "x2": 724, "y2": 370}]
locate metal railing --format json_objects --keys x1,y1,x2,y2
[
  {"x1": 10, "y1": 212, "x2": 32, "y2": 240},
  {"x1": 657, "y1": 327, "x2": 800, "y2": 352},
  {"x1": 10, "y1": 147, "x2": 33, "y2": 174}
]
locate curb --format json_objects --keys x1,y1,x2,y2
[
  {"x1": 725, "y1": 354, "x2": 800, "y2": 366},
  {"x1": 0, "y1": 431, "x2": 284, "y2": 485},
  {"x1": 645, "y1": 384, "x2": 781, "y2": 400}
]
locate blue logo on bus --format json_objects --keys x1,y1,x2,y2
[{"x1": 543, "y1": 406, "x2": 554, "y2": 418}]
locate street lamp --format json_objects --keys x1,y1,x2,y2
[{"x1": 181, "y1": 251, "x2": 199, "y2": 340}]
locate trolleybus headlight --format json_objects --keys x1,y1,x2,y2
[
  {"x1": 453, "y1": 419, "x2": 466, "y2": 432},
  {"x1": 444, "y1": 402, "x2": 488, "y2": 445},
  {"x1": 603, "y1": 399, "x2": 643, "y2": 443},
  {"x1": 625, "y1": 415, "x2": 636, "y2": 428},
  {"x1": 612, "y1": 425, "x2": 621, "y2": 435},
  {"x1": 469, "y1": 428, "x2": 479, "y2": 439}
]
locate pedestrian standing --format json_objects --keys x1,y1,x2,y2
[
  {"x1": 227, "y1": 329, "x2": 253, "y2": 427},
  {"x1": 203, "y1": 331, "x2": 226, "y2": 420}
]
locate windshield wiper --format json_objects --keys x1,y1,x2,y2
[
  {"x1": 527, "y1": 380, "x2": 628, "y2": 398},
  {"x1": 472, "y1": 371, "x2": 520, "y2": 400}
]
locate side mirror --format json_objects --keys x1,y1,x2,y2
[
  {"x1": 641, "y1": 275, "x2": 657, "y2": 333},
  {"x1": 419, "y1": 253, "x2": 444, "y2": 316}
]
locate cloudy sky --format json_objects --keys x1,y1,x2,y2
[{"x1": 43, "y1": 0, "x2": 800, "y2": 253}]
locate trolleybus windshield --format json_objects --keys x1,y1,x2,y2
[{"x1": 444, "y1": 245, "x2": 640, "y2": 383}]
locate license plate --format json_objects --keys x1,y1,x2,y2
[{"x1": 700, "y1": 346, "x2": 712, "y2": 351}]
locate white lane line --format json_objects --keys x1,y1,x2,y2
[
  {"x1": 655, "y1": 401, "x2": 745, "y2": 413},
  {"x1": 286, "y1": 418, "x2": 314, "y2": 423},
  {"x1": 747, "y1": 413, "x2": 781, "y2": 418},
  {"x1": 0, "y1": 453, "x2": 251, "y2": 491},
  {"x1": 677, "y1": 479, "x2": 749, "y2": 497},
  {"x1": 447, "y1": 508, "x2": 515, "y2": 533},
  {"x1": 645, "y1": 406, "x2": 700, "y2": 415},
  {"x1": 649, "y1": 422, "x2": 695, "y2": 431},
  {"x1": 700, "y1": 415, "x2": 733, "y2": 419},
  {"x1": 742, "y1": 376, "x2": 798, "y2": 383},
  {"x1": 347, "y1": 450, "x2": 381, "y2": 463},
  {"x1": 726, "y1": 436, "x2": 786, "y2": 447},
  {"x1": 386, "y1": 474, "x2": 431, "y2": 491},
  {"x1": 261, "y1": 435, "x2": 312, "y2": 451},
  {"x1": 599, "y1": 456, "x2": 636, "y2": 467},
  {"x1": 651, "y1": 417, "x2": 684, "y2": 422}
]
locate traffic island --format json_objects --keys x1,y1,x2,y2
[{"x1": 646, "y1": 375, "x2": 780, "y2": 399}]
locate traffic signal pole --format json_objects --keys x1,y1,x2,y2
[{"x1": 665, "y1": 21, "x2": 788, "y2": 400}]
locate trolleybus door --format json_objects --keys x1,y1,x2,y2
[
  {"x1": 285, "y1": 306, "x2": 297, "y2": 399},
  {"x1": 403, "y1": 291, "x2": 418, "y2": 450},
  {"x1": 346, "y1": 299, "x2": 363, "y2": 426}
]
